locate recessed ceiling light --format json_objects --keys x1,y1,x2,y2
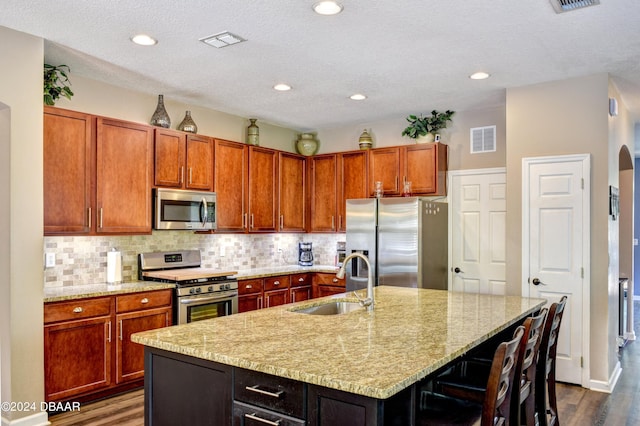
[
  {"x1": 273, "y1": 83, "x2": 292, "y2": 91},
  {"x1": 200, "y1": 31, "x2": 246, "y2": 48},
  {"x1": 313, "y1": 1, "x2": 343, "y2": 15},
  {"x1": 350, "y1": 94, "x2": 367, "y2": 101},
  {"x1": 470, "y1": 72, "x2": 490, "y2": 80},
  {"x1": 131, "y1": 34, "x2": 157, "y2": 46}
]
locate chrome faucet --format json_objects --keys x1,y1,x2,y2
[{"x1": 336, "y1": 252, "x2": 374, "y2": 312}]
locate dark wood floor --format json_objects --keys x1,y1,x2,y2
[{"x1": 49, "y1": 303, "x2": 640, "y2": 426}]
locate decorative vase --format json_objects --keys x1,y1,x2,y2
[
  {"x1": 177, "y1": 110, "x2": 198, "y2": 133},
  {"x1": 150, "y1": 94, "x2": 171, "y2": 128},
  {"x1": 296, "y1": 133, "x2": 318, "y2": 156},
  {"x1": 415, "y1": 133, "x2": 435, "y2": 144},
  {"x1": 247, "y1": 119, "x2": 259, "y2": 145},
  {"x1": 358, "y1": 129, "x2": 373, "y2": 150}
]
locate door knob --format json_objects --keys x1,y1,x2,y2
[
  {"x1": 453, "y1": 267, "x2": 463, "y2": 273},
  {"x1": 531, "y1": 278, "x2": 545, "y2": 286}
]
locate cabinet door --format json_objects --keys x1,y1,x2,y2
[
  {"x1": 264, "y1": 288, "x2": 288, "y2": 308},
  {"x1": 316, "y1": 286, "x2": 345, "y2": 298},
  {"x1": 116, "y1": 307, "x2": 171, "y2": 384},
  {"x1": 96, "y1": 118, "x2": 153, "y2": 233},
  {"x1": 338, "y1": 151, "x2": 368, "y2": 232},
  {"x1": 239, "y1": 294, "x2": 262, "y2": 313},
  {"x1": 44, "y1": 107, "x2": 94, "y2": 235},
  {"x1": 44, "y1": 316, "x2": 112, "y2": 402},
  {"x1": 214, "y1": 139, "x2": 248, "y2": 232},
  {"x1": 279, "y1": 152, "x2": 306, "y2": 232},
  {"x1": 404, "y1": 142, "x2": 448, "y2": 196},
  {"x1": 368, "y1": 147, "x2": 401, "y2": 196},
  {"x1": 248, "y1": 147, "x2": 278, "y2": 232},
  {"x1": 290, "y1": 286, "x2": 312, "y2": 303},
  {"x1": 308, "y1": 154, "x2": 338, "y2": 232},
  {"x1": 154, "y1": 128, "x2": 186, "y2": 188},
  {"x1": 186, "y1": 134, "x2": 213, "y2": 190}
]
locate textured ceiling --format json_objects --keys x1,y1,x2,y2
[{"x1": 2, "y1": 1, "x2": 640, "y2": 131}]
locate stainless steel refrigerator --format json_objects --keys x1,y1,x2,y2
[{"x1": 345, "y1": 197, "x2": 448, "y2": 291}]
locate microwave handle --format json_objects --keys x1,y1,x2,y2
[{"x1": 200, "y1": 197, "x2": 208, "y2": 228}]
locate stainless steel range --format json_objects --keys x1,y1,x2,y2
[{"x1": 138, "y1": 250, "x2": 238, "y2": 324}]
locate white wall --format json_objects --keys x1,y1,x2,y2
[{"x1": 0, "y1": 26, "x2": 47, "y2": 424}]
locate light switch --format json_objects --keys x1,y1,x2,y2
[
  {"x1": 219, "y1": 246, "x2": 226, "y2": 257},
  {"x1": 45, "y1": 253, "x2": 56, "y2": 268}
]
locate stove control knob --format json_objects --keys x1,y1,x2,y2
[
  {"x1": 224, "y1": 284, "x2": 230, "y2": 290},
  {"x1": 189, "y1": 288, "x2": 195, "y2": 294},
  {"x1": 196, "y1": 287, "x2": 202, "y2": 293},
  {"x1": 208, "y1": 286, "x2": 213, "y2": 292}
]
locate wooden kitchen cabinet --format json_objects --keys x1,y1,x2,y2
[
  {"x1": 313, "y1": 273, "x2": 346, "y2": 298},
  {"x1": 214, "y1": 139, "x2": 248, "y2": 232},
  {"x1": 278, "y1": 152, "x2": 306, "y2": 232},
  {"x1": 248, "y1": 146, "x2": 278, "y2": 232},
  {"x1": 154, "y1": 128, "x2": 213, "y2": 190},
  {"x1": 308, "y1": 154, "x2": 339, "y2": 232},
  {"x1": 238, "y1": 278, "x2": 264, "y2": 313},
  {"x1": 264, "y1": 276, "x2": 290, "y2": 308},
  {"x1": 44, "y1": 290, "x2": 172, "y2": 403},
  {"x1": 368, "y1": 147, "x2": 402, "y2": 196},
  {"x1": 338, "y1": 150, "x2": 368, "y2": 232},
  {"x1": 289, "y1": 273, "x2": 312, "y2": 303},
  {"x1": 44, "y1": 107, "x2": 95, "y2": 235}
]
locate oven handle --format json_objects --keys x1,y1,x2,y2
[{"x1": 179, "y1": 291, "x2": 238, "y2": 305}]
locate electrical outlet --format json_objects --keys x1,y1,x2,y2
[
  {"x1": 45, "y1": 252, "x2": 56, "y2": 268},
  {"x1": 219, "y1": 246, "x2": 226, "y2": 257}
]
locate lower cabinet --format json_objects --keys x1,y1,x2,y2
[
  {"x1": 44, "y1": 289, "x2": 172, "y2": 403},
  {"x1": 289, "y1": 273, "x2": 312, "y2": 303},
  {"x1": 313, "y1": 273, "x2": 346, "y2": 298},
  {"x1": 264, "y1": 275, "x2": 290, "y2": 308}
]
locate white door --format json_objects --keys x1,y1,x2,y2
[
  {"x1": 523, "y1": 155, "x2": 590, "y2": 386},
  {"x1": 450, "y1": 169, "x2": 506, "y2": 295}
]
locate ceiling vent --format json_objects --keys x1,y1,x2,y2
[
  {"x1": 550, "y1": 0, "x2": 600, "y2": 13},
  {"x1": 470, "y1": 126, "x2": 496, "y2": 154},
  {"x1": 200, "y1": 31, "x2": 246, "y2": 48}
]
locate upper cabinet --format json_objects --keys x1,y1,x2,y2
[
  {"x1": 338, "y1": 150, "x2": 368, "y2": 232},
  {"x1": 96, "y1": 118, "x2": 154, "y2": 234},
  {"x1": 44, "y1": 107, "x2": 95, "y2": 235},
  {"x1": 278, "y1": 152, "x2": 306, "y2": 232},
  {"x1": 154, "y1": 129, "x2": 213, "y2": 191},
  {"x1": 369, "y1": 143, "x2": 448, "y2": 197},
  {"x1": 308, "y1": 154, "x2": 338, "y2": 232},
  {"x1": 214, "y1": 139, "x2": 248, "y2": 232},
  {"x1": 248, "y1": 146, "x2": 278, "y2": 232}
]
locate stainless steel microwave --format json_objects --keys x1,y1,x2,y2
[{"x1": 154, "y1": 188, "x2": 216, "y2": 230}]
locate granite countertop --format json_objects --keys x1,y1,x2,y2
[
  {"x1": 234, "y1": 264, "x2": 339, "y2": 279},
  {"x1": 43, "y1": 282, "x2": 176, "y2": 303},
  {"x1": 132, "y1": 286, "x2": 545, "y2": 399}
]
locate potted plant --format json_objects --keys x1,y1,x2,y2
[
  {"x1": 401, "y1": 109, "x2": 455, "y2": 143},
  {"x1": 44, "y1": 64, "x2": 74, "y2": 106}
]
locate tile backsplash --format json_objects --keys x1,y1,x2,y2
[{"x1": 44, "y1": 232, "x2": 343, "y2": 287}]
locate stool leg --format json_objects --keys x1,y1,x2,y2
[{"x1": 547, "y1": 370, "x2": 559, "y2": 426}]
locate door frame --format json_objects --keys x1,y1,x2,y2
[
  {"x1": 448, "y1": 167, "x2": 506, "y2": 291},
  {"x1": 521, "y1": 153, "x2": 591, "y2": 388}
]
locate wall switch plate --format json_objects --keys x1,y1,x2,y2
[
  {"x1": 45, "y1": 252, "x2": 55, "y2": 268},
  {"x1": 219, "y1": 246, "x2": 225, "y2": 257},
  {"x1": 634, "y1": 238, "x2": 638, "y2": 246}
]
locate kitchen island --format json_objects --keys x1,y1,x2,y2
[{"x1": 132, "y1": 286, "x2": 545, "y2": 425}]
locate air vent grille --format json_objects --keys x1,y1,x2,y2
[
  {"x1": 550, "y1": 0, "x2": 600, "y2": 13},
  {"x1": 470, "y1": 126, "x2": 496, "y2": 154}
]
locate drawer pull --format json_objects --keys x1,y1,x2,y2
[
  {"x1": 141, "y1": 298, "x2": 149, "y2": 304},
  {"x1": 332, "y1": 278, "x2": 338, "y2": 283},
  {"x1": 244, "y1": 413, "x2": 281, "y2": 426},
  {"x1": 273, "y1": 280, "x2": 280, "y2": 286},
  {"x1": 246, "y1": 284, "x2": 253, "y2": 289},
  {"x1": 298, "y1": 277, "x2": 304, "y2": 282},
  {"x1": 73, "y1": 307, "x2": 83, "y2": 313},
  {"x1": 246, "y1": 385, "x2": 284, "y2": 399}
]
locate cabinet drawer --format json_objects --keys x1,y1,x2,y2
[
  {"x1": 315, "y1": 273, "x2": 345, "y2": 287},
  {"x1": 116, "y1": 290, "x2": 172, "y2": 313},
  {"x1": 264, "y1": 276, "x2": 290, "y2": 292},
  {"x1": 239, "y1": 279, "x2": 264, "y2": 295},
  {"x1": 234, "y1": 368, "x2": 304, "y2": 418},
  {"x1": 44, "y1": 297, "x2": 112, "y2": 324},
  {"x1": 290, "y1": 273, "x2": 311, "y2": 288},
  {"x1": 233, "y1": 401, "x2": 305, "y2": 426}
]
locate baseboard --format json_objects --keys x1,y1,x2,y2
[
  {"x1": 589, "y1": 360, "x2": 621, "y2": 393},
  {"x1": 0, "y1": 412, "x2": 49, "y2": 426}
]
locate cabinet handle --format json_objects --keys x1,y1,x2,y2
[
  {"x1": 339, "y1": 215, "x2": 342, "y2": 230},
  {"x1": 396, "y1": 175, "x2": 399, "y2": 191},
  {"x1": 332, "y1": 278, "x2": 338, "y2": 283},
  {"x1": 273, "y1": 280, "x2": 280, "y2": 286},
  {"x1": 243, "y1": 213, "x2": 248, "y2": 229},
  {"x1": 99, "y1": 208, "x2": 103, "y2": 229},
  {"x1": 245, "y1": 385, "x2": 284, "y2": 399},
  {"x1": 189, "y1": 167, "x2": 193, "y2": 185},
  {"x1": 298, "y1": 277, "x2": 304, "y2": 282},
  {"x1": 250, "y1": 214, "x2": 254, "y2": 229},
  {"x1": 280, "y1": 215, "x2": 284, "y2": 229},
  {"x1": 246, "y1": 284, "x2": 253, "y2": 289},
  {"x1": 244, "y1": 413, "x2": 282, "y2": 426},
  {"x1": 107, "y1": 321, "x2": 111, "y2": 343},
  {"x1": 119, "y1": 319, "x2": 123, "y2": 340},
  {"x1": 331, "y1": 216, "x2": 335, "y2": 230},
  {"x1": 141, "y1": 297, "x2": 149, "y2": 304},
  {"x1": 291, "y1": 292, "x2": 296, "y2": 303},
  {"x1": 180, "y1": 166, "x2": 184, "y2": 185},
  {"x1": 87, "y1": 207, "x2": 91, "y2": 229},
  {"x1": 73, "y1": 307, "x2": 83, "y2": 313}
]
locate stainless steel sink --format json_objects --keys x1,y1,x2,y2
[{"x1": 289, "y1": 301, "x2": 363, "y2": 315}]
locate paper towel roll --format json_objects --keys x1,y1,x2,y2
[{"x1": 107, "y1": 249, "x2": 122, "y2": 283}]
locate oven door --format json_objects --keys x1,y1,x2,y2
[{"x1": 177, "y1": 290, "x2": 238, "y2": 324}]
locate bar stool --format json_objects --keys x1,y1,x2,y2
[
  {"x1": 434, "y1": 309, "x2": 547, "y2": 426},
  {"x1": 418, "y1": 326, "x2": 525, "y2": 426},
  {"x1": 535, "y1": 296, "x2": 567, "y2": 426}
]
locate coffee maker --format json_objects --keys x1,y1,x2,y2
[{"x1": 298, "y1": 242, "x2": 313, "y2": 266}]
